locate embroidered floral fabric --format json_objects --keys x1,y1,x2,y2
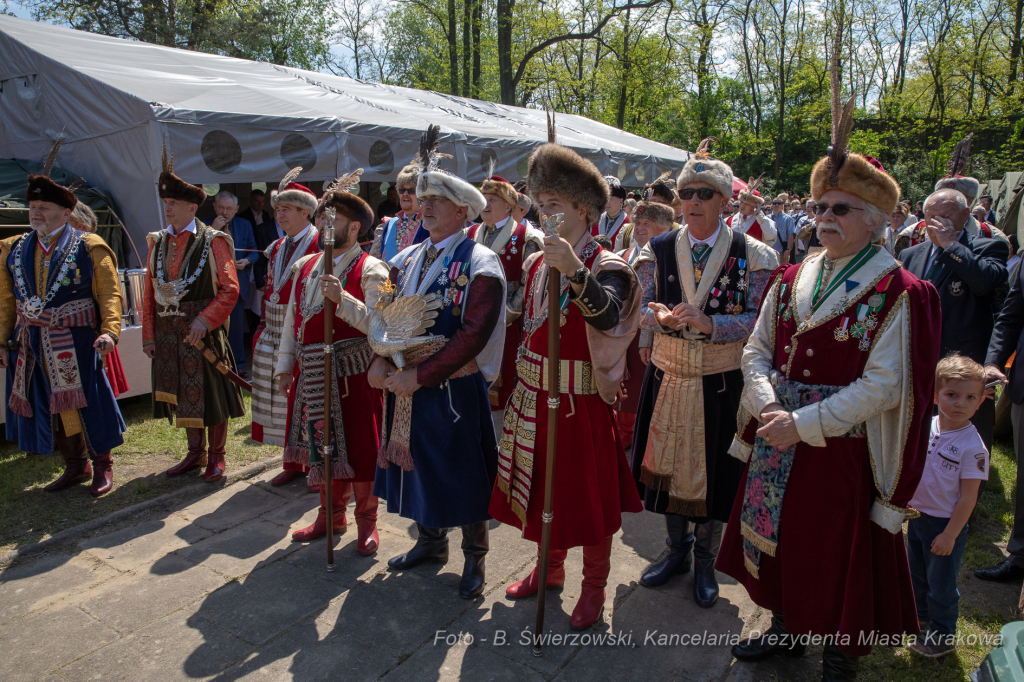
[{"x1": 740, "y1": 369, "x2": 866, "y2": 578}]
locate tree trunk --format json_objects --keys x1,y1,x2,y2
[
  {"x1": 497, "y1": 0, "x2": 515, "y2": 104},
  {"x1": 1011, "y1": 0, "x2": 1024, "y2": 95},
  {"x1": 462, "y1": 0, "x2": 471, "y2": 96},
  {"x1": 616, "y1": 8, "x2": 631, "y2": 130},
  {"x1": 448, "y1": 0, "x2": 460, "y2": 95},
  {"x1": 472, "y1": 0, "x2": 482, "y2": 98}
]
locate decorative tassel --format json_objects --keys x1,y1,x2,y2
[
  {"x1": 8, "y1": 394, "x2": 33, "y2": 418},
  {"x1": 741, "y1": 521, "x2": 779, "y2": 556},
  {"x1": 283, "y1": 445, "x2": 311, "y2": 466},
  {"x1": 49, "y1": 388, "x2": 88, "y2": 414}
]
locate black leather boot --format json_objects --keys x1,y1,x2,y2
[
  {"x1": 388, "y1": 525, "x2": 449, "y2": 570},
  {"x1": 693, "y1": 520, "x2": 723, "y2": 608},
  {"x1": 732, "y1": 612, "x2": 806, "y2": 661},
  {"x1": 459, "y1": 522, "x2": 488, "y2": 599},
  {"x1": 821, "y1": 644, "x2": 858, "y2": 681},
  {"x1": 640, "y1": 514, "x2": 694, "y2": 588}
]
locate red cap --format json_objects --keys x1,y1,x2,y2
[
  {"x1": 863, "y1": 156, "x2": 886, "y2": 172},
  {"x1": 282, "y1": 182, "x2": 316, "y2": 197}
]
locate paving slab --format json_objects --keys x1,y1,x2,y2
[
  {"x1": 79, "y1": 513, "x2": 213, "y2": 572},
  {"x1": 251, "y1": 470, "x2": 317, "y2": 501},
  {"x1": 162, "y1": 518, "x2": 301, "y2": 578},
  {"x1": 283, "y1": 525, "x2": 392, "y2": 590},
  {"x1": 419, "y1": 520, "x2": 537, "y2": 594},
  {"x1": 258, "y1": 494, "x2": 320, "y2": 529},
  {"x1": 175, "y1": 483, "x2": 290, "y2": 533},
  {"x1": 0, "y1": 554, "x2": 118, "y2": 625},
  {"x1": 0, "y1": 604, "x2": 118, "y2": 682},
  {"x1": 58, "y1": 605, "x2": 251, "y2": 682},
  {"x1": 79, "y1": 555, "x2": 228, "y2": 634},
  {"x1": 221, "y1": 612, "x2": 401, "y2": 681},
  {"x1": 615, "y1": 510, "x2": 672, "y2": 563},
  {"x1": 317, "y1": 570, "x2": 474, "y2": 657},
  {"x1": 195, "y1": 560, "x2": 344, "y2": 646},
  {"x1": 382, "y1": 637, "x2": 547, "y2": 682}
]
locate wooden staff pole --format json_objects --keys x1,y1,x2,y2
[
  {"x1": 322, "y1": 220, "x2": 336, "y2": 572},
  {"x1": 533, "y1": 260, "x2": 561, "y2": 657}
]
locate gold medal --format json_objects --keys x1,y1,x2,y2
[
  {"x1": 456, "y1": 274, "x2": 469, "y2": 287},
  {"x1": 452, "y1": 306, "x2": 461, "y2": 316},
  {"x1": 834, "y1": 327, "x2": 850, "y2": 341}
]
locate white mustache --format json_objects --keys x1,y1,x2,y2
[{"x1": 816, "y1": 221, "x2": 846, "y2": 240}]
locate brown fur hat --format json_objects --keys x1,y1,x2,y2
[
  {"x1": 395, "y1": 162, "x2": 421, "y2": 189},
  {"x1": 810, "y1": 153, "x2": 901, "y2": 216},
  {"x1": 480, "y1": 175, "x2": 518, "y2": 208},
  {"x1": 323, "y1": 193, "x2": 374, "y2": 232},
  {"x1": 527, "y1": 143, "x2": 609, "y2": 224},
  {"x1": 26, "y1": 175, "x2": 77, "y2": 210},
  {"x1": 632, "y1": 201, "x2": 675, "y2": 231},
  {"x1": 158, "y1": 143, "x2": 206, "y2": 206}
]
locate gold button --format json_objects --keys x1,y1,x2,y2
[
  {"x1": 784, "y1": 345, "x2": 792, "y2": 353},
  {"x1": 806, "y1": 349, "x2": 814, "y2": 357},
  {"x1": 803, "y1": 369, "x2": 811, "y2": 377},
  {"x1": 781, "y1": 364, "x2": 788, "y2": 373}
]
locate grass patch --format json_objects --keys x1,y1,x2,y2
[{"x1": 0, "y1": 393, "x2": 279, "y2": 553}]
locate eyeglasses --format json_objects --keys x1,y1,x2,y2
[
  {"x1": 813, "y1": 202, "x2": 864, "y2": 216},
  {"x1": 398, "y1": 188, "x2": 417, "y2": 196},
  {"x1": 772, "y1": 201, "x2": 783, "y2": 206},
  {"x1": 680, "y1": 188, "x2": 720, "y2": 201},
  {"x1": 418, "y1": 196, "x2": 449, "y2": 207}
]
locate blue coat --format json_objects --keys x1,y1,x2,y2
[{"x1": 224, "y1": 216, "x2": 256, "y2": 301}]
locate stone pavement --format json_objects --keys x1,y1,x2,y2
[{"x1": 0, "y1": 466, "x2": 822, "y2": 682}]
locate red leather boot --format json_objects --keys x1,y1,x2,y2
[
  {"x1": 203, "y1": 421, "x2": 227, "y2": 482},
  {"x1": 89, "y1": 452, "x2": 114, "y2": 497},
  {"x1": 292, "y1": 481, "x2": 351, "y2": 541},
  {"x1": 353, "y1": 482, "x2": 379, "y2": 555},
  {"x1": 167, "y1": 427, "x2": 207, "y2": 475},
  {"x1": 45, "y1": 430, "x2": 91, "y2": 492},
  {"x1": 270, "y1": 469, "x2": 302, "y2": 486},
  {"x1": 570, "y1": 535, "x2": 612, "y2": 629},
  {"x1": 506, "y1": 544, "x2": 568, "y2": 599}
]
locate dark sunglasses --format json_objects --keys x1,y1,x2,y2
[
  {"x1": 813, "y1": 202, "x2": 864, "y2": 216},
  {"x1": 772, "y1": 201, "x2": 784, "y2": 205},
  {"x1": 680, "y1": 188, "x2": 721, "y2": 201},
  {"x1": 397, "y1": 188, "x2": 417, "y2": 195}
]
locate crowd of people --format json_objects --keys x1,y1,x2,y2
[{"x1": 5, "y1": 104, "x2": 1024, "y2": 681}]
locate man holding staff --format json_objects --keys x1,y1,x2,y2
[{"x1": 489, "y1": 137, "x2": 642, "y2": 630}]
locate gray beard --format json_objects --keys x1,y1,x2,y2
[{"x1": 816, "y1": 221, "x2": 845, "y2": 241}]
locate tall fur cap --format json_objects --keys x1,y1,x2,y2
[
  {"x1": 321, "y1": 192, "x2": 374, "y2": 231},
  {"x1": 935, "y1": 176, "x2": 980, "y2": 199},
  {"x1": 26, "y1": 175, "x2": 77, "y2": 210},
  {"x1": 417, "y1": 171, "x2": 486, "y2": 218},
  {"x1": 526, "y1": 143, "x2": 609, "y2": 224},
  {"x1": 480, "y1": 175, "x2": 518, "y2": 208},
  {"x1": 632, "y1": 201, "x2": 675, "y2": 230},
  {"x1": 158, "y1": 170, "x2": 207, "y2": 206},
  {"x1": 272, "y1": 182, "x2": 318, "y2": 215},
  {"x1": 675, "y1": 156, "x2": 733, "y2": 200},
  {"x1": 811, "y1": 153, "x2": 901, "y2": 215}
]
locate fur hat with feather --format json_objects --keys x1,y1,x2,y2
[
  {"x1": 737, "y1": 175, "x2": 766, "y2": 208},
  {"x1": 414, "y1": 124, "x2": 486, "y2": 217},
  {"x1": 526, "y1": 111, "x2": 609, "y2": 224},
  {"x1": 157, "y1": 139, "x2": 207, "y2": 207},
  {"x1": 934, "y1": 133, "x2": 980, "y2": 199},
  {"x1": 810, "y1": 19, "x2": 900, "y2": 215},
  {"x1": 271, "y1": 166, "x2": 318, "y2": 215},
  {"x1": 675, "y1": 137, "x2": 734, "y2": 200},
  {"x1": 479, "y1": 156, "x2": 518, "y2": 208},
  {"x1": 318, "y1": 169, "x2": 374, "y2": 231},
  {"x1": 27, "y1": 134, "x2": 78, "y2": 210}
]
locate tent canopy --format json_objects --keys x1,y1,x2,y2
[{"x1": 0, "y1": 14, "x2": 692, "y2": 250}]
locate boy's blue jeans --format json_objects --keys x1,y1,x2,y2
[{"x1": 906, "y1": 511, "x2": 968, "y2": 636}]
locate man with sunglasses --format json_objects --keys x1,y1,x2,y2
[
  {"x1": 901, "y1": 189, "x2": 1008, "y2": 455},
  {"x1": 771, "y1": 193, "x2": 796, "y2": 264},
  {"x1": 719, "y1": 151, "x2": 942, "y2": 681},
  {"x1": 630, "y1": 140, "x2": 779, "y2": 609},
  {"x1": 369, "y1": 164, "x2": 428, "y2": 262}
]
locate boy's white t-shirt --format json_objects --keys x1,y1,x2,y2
[{"x1": 909, "y1": 416, "x2": 989, "y2": 518}]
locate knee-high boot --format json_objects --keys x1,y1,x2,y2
[
  {"x1": 166, "y1": 427, "x2": 207, "y2": 475},
  {"x1": 693, "y1": 519, "x2": 724, "y2": 608},
  {"x1": 203, "y1": 421, "x2": 227, "y2": 482},
  {"x1": 506, "y1": 543, "x2": 568, "y2": 599},
  {"x1": 292, "y1": 481, "x2": 351, "y2": 542},
  {"x1": 45, "y1": 429, "x2": 91, "y2": 491},
  {"x1": 459, "y1": 522, "x2": 488, "y2": 599},
  {"x1": 571, "y1": 535, "x2": 613, "y2": 630},
  {"x1": 388, "y1": 525, "x2": 449, "y2": 570},
  {"x1": 89, "y1": 451, "x2": 114, "y2": 497},
  {"x1": 353, "y1": 482, "x2": 379, "y2": 555},
  {"x1": 640, "y1": 514, "x2": 694, "y2": 587}
]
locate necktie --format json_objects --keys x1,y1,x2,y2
[
  {"x1": 926, "y1": 247, "x2": 945, "y2": 281},
  {"x1": 283, "y1": 235, "x2": 296, "y2": 263},
  {"x1": 419, "y1": 246, "x2": 439, "y2": 286}
]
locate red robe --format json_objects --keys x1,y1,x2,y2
[
  {"x1": 467, "y1": 221, "x2": 530, "y2": 409},
  {"x1": 489, "y1": 248, "x2": 643, "y2": 549},
  {"x1": 282, "y1": 251, "x2": 381, "y2": 482},
  {"x1": 716, "y1": 263, "x2": 941, "y2": 656}
]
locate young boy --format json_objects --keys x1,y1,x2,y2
[{"x1": 907, "y1": 353, "x2": 990, "y2": 658}]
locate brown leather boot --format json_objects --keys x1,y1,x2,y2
[
  {"x1": 167, "y1": 427, "x2": 207, "y2": 475},
  {"x1": 353, "y1": 481, "x2": 379, "y2": 555},
  {"x1": 45, "y1": 430, "x2": 91, "y2": 492},
  {"x1": 203, "y1": 421, "x2": 227, "y2": 482},
  {"x1": 89, "y1": 452, "x2": 114, "y2": 497}
]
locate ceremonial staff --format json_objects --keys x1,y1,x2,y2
[
  {"x1": 534, "y1": 211, "x2": 563, "y2": 657},
  {"x1": 322, "y1": 206, "x2": 338, "y2": 572}
]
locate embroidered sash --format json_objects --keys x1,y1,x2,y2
[
  {"x1": 9, "y1": 298, "x2": 96, "y2": 418},
  {"x1": 495, "y1": 347, "x2": 599, "y2": 526},
  {"x1": 152, "y1": 299, "x2": 212, "y2": 428},
  {"x1": 740, "y1": 370, "x2": 865, "y2": 578}
]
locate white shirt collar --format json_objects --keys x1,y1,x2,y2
[
  {"x1": 429, "y1": 231, "x2": 460, "y2": 250},
  {"x1": 688, "y1": 223, "x2": 722, "y2": 249},
  {"x1": 167, "y1": 219, "x2": 197, "y2": 236}
]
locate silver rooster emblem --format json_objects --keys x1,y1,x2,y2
[{"x1": 368, "y1": 278, "x2": 445, "y2": 370}]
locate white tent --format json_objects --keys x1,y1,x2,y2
[{"x1": 0, "y1": 14, "x2": 691, "y2": 252}]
